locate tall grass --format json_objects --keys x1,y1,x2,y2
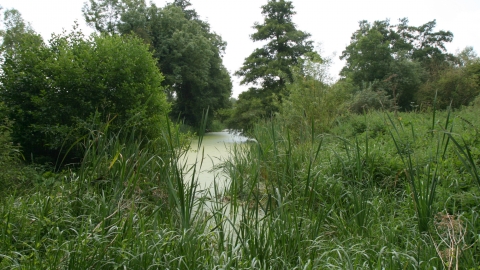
[
  {"x1": 219, "y1": 106, "x2": 479, "y2": 268},
  {"x1": 1, "y1": 106, "x2": 479, "y2": 268}
]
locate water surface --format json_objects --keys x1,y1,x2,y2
[{"x1": 183, "y1": 131, "x2": 248, "y2": 194}]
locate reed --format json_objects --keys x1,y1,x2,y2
[{"x1": 1, "y1": 106, "x2": 479, "y2": 268}]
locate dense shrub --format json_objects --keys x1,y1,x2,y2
[
  {"x1": 280, "y1": 62, "x2": 350, "y2": 135},
  {"x1": 417, "y1": 60, "x2": 480, "y2": 109},
  {"x1": 0, "y1": 30, "x2": 170, "y2": 163},
  {"x1": 350, "y1": 85, "x2": 393, "y2": 114}
]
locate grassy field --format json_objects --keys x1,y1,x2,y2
[{"x1": 1, "y1": 106, "x2": 479, "y2": 269}]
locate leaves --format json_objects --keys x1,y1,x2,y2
[
  {"x1": 236, "y1": 0, "x2": 316, "y2": 92},
  {"x1": 83, "y1": 0, "x2": 232, "y2": 129},
  {"x1": 231, "y1": 0, "x2": 318, "y2": 131},
  {"x1": 340, "y1": 18, "x2": 454, "y2": 110},
  {"x1": 0, "y1": 27, "x2": 170, "y2": 162}
]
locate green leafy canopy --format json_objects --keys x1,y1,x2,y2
[
  {"x1": 0, "y1": 15, "x2": 170, "y2": 162},
  {"x1": 83, "y1": 0, "x2": 232, "y2": 129}
]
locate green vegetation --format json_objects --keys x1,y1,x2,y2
[
  {"x1": 1, "y1": 23, "x2": 169, "y2": 163},
  {"x1": 338, "y1": 18, "x2": 479, "y2": 112},
  {"x1": 2, "y1": 106, "x2": 480, "y2": 268},
  {"x1": 83, "y1": 0, "x2": 232, "y2": 129},
  {"x1": 1, "y1": 0, "x2": 480, "y2": 268},
  {"x1": 229, "y1": 0, "x2": 319, "y2": 131},
  {"x1": 224, "y1": 110, "x2": 480, "y2": 269}
]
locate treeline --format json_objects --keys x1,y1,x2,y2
[
  {"x1": 0, "y1": 0, "x2": 232, "y2": 163},
  {"x1": 1, "y1": 0, "x2": 480, "y2": 162},
  {"x1": 225, "y1": 0, "x2": 480, "y2": 133}
]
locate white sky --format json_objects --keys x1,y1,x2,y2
[{"x1": 1, "y1": 0, "x2": 480, "y2": 97}]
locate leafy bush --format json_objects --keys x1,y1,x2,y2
[
  {"x1": 350, "y1": 85, "x2": 393, "y2": 114},
  {"x1": 226, "y1": 88, "x2": 270, "y2": 133},
  {"x1": 0, "y1": 101, "x2": 44, "y2": 196},
  {"x1": 470, "y1": 93, "x2": 480, "y2": 108},
  {"x1": 0, "y1": 29, "x2": 170, "y2": 163},
  {"x1": 417, "y1": 61, "x2": 480, "y2": 110},
  {"x1": 0, "y1": 103, "x2": 23, "y2": 193},
  {"x1": 280, "y1": 61, "x2": 350, "y2": 135}
]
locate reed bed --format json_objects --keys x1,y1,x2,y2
[{"x1": 1, "y1": 106, "x2": 479, "y2": 269}]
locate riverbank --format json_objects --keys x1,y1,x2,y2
[{"x1": 1, "y1": 107, "x2": 479, "y2": 268}]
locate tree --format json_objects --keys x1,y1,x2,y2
[
  {"x1": 279, "y1": 59, "x2": 350, "y2": 134},
  {"x1": 172, "y1": 0, "x2": 199, "y2": 21},
  {"x1": 227, "y1": 89, "x2": 267, "y2": 132},
  {"x1": 236, "y1": 0, "x2": 316, "y2": 96},
  {"x1": 0, "y1": 26, "x2": 170, "y2": 162},
  {"x1": 409, "y1": 20, "x2": 454, "y2": 73},
  {"x1": 82, "y1": 0, "x2": 232, "y2": 129},
  {"x1": 340, "y1": 20, "x2": 395, "y2": 86},
  {"x1": 147, "y1": 5, "x2": 231, "y2": 128},
  {"x1": 340, "y1": 18, "x2": 453, "y2": 110},
  {"x1": 231, "y1": 0, "x2": 317, "y2": 131},
  {"x1": 0, "y1": 8, "x2": 41, "y2": 53},
  {"x1": 83, "y1": 0, "x2": 123, "y2": 34},
  {"x1": 417, "y1": 47, "x2": 480, "y2": 109}
]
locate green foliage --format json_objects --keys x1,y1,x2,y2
[
  {"x1": 387, "y1": 57, "x2": 425, "y2": 109},
  {"x1": 227, "y1": 88, "x2": 273, "y2": 132},
  {"x1": 228, "y1": 108, "x2": 480, "y2": 267},
  {"x1": 0, "y1": 102, "x2": 25, "y2": 194},
  {"x1": 280, "y1": 60, "x2": 350, "y2": 134},
  {"x1": 83, "y1": 0, "x2": 233, "y2": 129},
  {"x1": 417, "y1": 48, "x2": 480, "y2": 109},
  {"x1": 2, "y1": 5, "x2": 480, "y2": 270},
  {"x1": 236, "y1": 0, "x2": 316, "y2": 90},
  {"x1": 349, "y1": 85, "x2": 393, "y2": 114},
  {"x1": 233, "y1": 0, "x2": 318, "y2": 126},
  {"x1": 0, "y1": 121, "x2": 213, "y2": 269},
  {"x1": 0, "y1": 8, "x2": 40, "y2": 51},
  {"x1": 1, "y1": 107, "x2": 480, "y2": 268},
  {"x1": 340, "y1": 20, "x2": 394, "y2": 84},
  {"x1": 472, "y1": 94, "x2": 480, "y2": 108},
  {"x1": 82, "y1": 0, "x2": 123, "y2": 34},
  {"x1": 340, "y1": 18, "x2": 453, "y2": 110},
  {"x1": 0, "y1": 25, "x2": 170, "y2": 163}
]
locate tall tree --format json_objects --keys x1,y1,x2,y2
[
  {"x1": 1, "y1": 8, "x2": 41, "y2": 52},
  {"x1": 145, "y1": 4, "x2": 231, "y2": 127},
  {"x1": 231, "y1": 0, "x2": 318, "y2": 131},
  {"x1": 82, "y1": 0, "x2": 232, "y2": 128},
  {"x1": 417, "y1": 47, "x2": 480, "y2": 109},
  {"x1": 340, "y1": 18, "x2": 453, "y2": 110},
  {"x1": 172, "y1": 0, "x2": 198, "y2": 20},
  {"x1": 236, "y1": 0, "x2": 316, "y2": 96},
  {"x1": 340, "y1": 20, "x2": 396, "y2": 85},
  {"x1": 83, "y1": 0, "x2": 123, "y2": 34}
]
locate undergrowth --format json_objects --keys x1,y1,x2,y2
[{"x1": 1, "y1": 105, "x2": 479, "y2": 269}]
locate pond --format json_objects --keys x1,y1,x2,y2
[{"x1": 182, "y1": 130, "x2": 249, "y2": 196}]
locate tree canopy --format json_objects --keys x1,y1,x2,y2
[
  {"x1": 340, "y1": 18, "x2": 454, "y2": 110},
  {"x1": 82, "y1": 0, "x2": 232, "y2": 128},
  {"x1": 0, "y1": 15, "x2": 170, "y2": 162},
  {"x1": 230, "y1": 0, "x2": 318, "y2": 131},
  {"x1": 235, "y1": 0, "x2": 316, "y2": 96}
]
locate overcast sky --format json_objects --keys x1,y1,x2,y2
[{"x1": 2, "y1": 0, "x2": 480, "y2": 97}]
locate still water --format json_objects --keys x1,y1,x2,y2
[
  {"x1": 182, "y1": 131, "x2": 255, "y2": 237},
  {"x1": 182, "y1": 131, "x2": 248, "y2": 195}
]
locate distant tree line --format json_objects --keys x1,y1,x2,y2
[
  {"x1": 226, "y1": 0, "x2": 480, "y2": 133},
  {"x1": 340, "y1": 18, "x2": 480, "y2": 111}
]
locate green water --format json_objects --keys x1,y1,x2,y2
[{"x1": 183, "y1": 131, "x2": 248, "y2": 194}]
